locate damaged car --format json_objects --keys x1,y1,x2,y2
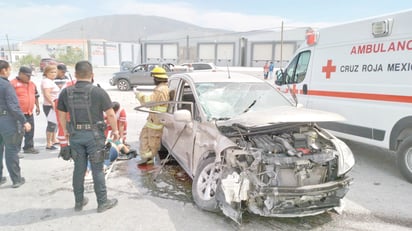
[{"x1": 137, "y1": 72, "x2": 354, "y2": 223}]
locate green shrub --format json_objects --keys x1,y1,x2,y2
[
  {"x1": 14, "y1": 54, "x2": 41, "y2": 69},
  {"x1": 56, "y1": 47, "x2": 84, "y2": 66}
]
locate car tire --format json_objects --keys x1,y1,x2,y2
[
  {"x1": 397, "y1": 136, "x2": 412, "y2": 183},
  {"x1": 117, "y1": 79, "x2": 131, "y2": 91},
  {"x1": 192, "y1": 157, "x2": 220, "y2": 212}
]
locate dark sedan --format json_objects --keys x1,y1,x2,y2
[{"x1": 110, "y1": 63, "x2": 175, "y2": 91}]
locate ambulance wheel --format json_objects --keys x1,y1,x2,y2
[
  {"x1": 397, "y1": 136, "x2": 412, "y2": 183},
  {"x1": 192, "y1": 157, "x2": 220, "y2": 212},
  {"x1": 117, "y1": 79, "x2": 131, "y2": 91}
]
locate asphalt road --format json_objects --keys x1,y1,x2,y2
[{"x1": 24, "y1": 66, "x2": 412, "y2": 230}]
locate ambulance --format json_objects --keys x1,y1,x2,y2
[{"x1": 275, "y1": 9, "x2": 412, "y2": 182}]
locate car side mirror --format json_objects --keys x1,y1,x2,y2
[
  {"x1": 275, "y1": 69, "x2": 284, "y2": 86},
  {"x1": 174, "y1": 109, "x2": 192, "y2": 123}
]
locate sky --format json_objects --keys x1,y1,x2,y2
[{"x1": 1, "y1": 0, "x2": 411, "y2": 45}]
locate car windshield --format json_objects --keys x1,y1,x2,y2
[{"x1": 195, "y1": 82, "x2": 292, "y2": 120}]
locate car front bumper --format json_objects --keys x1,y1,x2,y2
[{"x1": 247, "y1": 176, "x2": 353, "y2": 217}]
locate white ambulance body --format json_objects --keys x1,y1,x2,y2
[{"x1": 275, "y1": 9, "x2": 412, "y2": 182}]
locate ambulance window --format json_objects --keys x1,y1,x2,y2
[
  {"x1": 285, "y1": 51, "x2": 311, "y2": 84},
  {"x1": 295, "y1": 51, "x2": 310, "y2": 83}
]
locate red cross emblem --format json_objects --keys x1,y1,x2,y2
[{"x1": 322, "y1": 59, "x2": 336, "y2": 79}]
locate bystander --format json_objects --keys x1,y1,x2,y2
[
  {"x1": 55, "y1": 64, "x2": 69, "y2": 89},
  {"x1": 41, "y1": 65, "x2": 60, "y2": 150},
  {"x1": 10, "y1": 66, "x2": 41, "y2": 154}
]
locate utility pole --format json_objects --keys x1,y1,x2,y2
[
  {"x1": 80, "y1": 26, "x2": 86, "y2": 60},
  {"x1": 5, "y1": 34, "x2": 12, "y2": 63},
  {"x1": 280, "y1": 21, "x2": 284, "y2": 68},
  {"x1": 186, "y1": 35, "x2": 189, "y2": 62}
]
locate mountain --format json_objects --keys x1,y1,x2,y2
[{"x1": 32, "y1": 14, "x2": 232, "y2": 43}]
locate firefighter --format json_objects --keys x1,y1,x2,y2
[{"x1": 135, "y1": 67, "x2": 169, "y2": 165}]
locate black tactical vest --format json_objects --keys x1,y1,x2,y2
[{"x1": 67, "y1": 84, "x2": 94, "y2": 128}]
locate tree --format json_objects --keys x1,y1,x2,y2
[
  {"x1": 15, "y1": 54, "x2": 41, "y2": 69},
  {"x1": 56, "y1": 47, "x2": 83, "y2": 66}
]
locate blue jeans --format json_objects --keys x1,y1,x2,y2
[
  {"x1": 70, "y1": 130, "x2": 107, "y2": 205},
  {"x1": 22, "y1": 114, "x2": 35, "y2": 150},
  {"x1": 0, "y1": 129, "x2": 22, "y2": 184},
  {"x1": 87, "y1": 146, "x2": 118, "y2": 170},
  {"x1": 106, "y1": 147, "x2": 118, "y2": 165}
]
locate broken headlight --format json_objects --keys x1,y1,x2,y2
[{"x1": 331, "y1": 138, "x2": 355, "y2": 176}]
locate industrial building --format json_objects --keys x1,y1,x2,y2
[{"x1": 1, "y1": 15, "x2": 308, "y2": 68}]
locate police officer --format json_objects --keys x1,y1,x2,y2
[
  {"x1": 134, "y1": 67, "x2": 169, "y2": 165},
  {"x1": 0, "y1": 60, "x2": 31, "y2": 188},
  {"x1": 57, "y1": 61, "x2": 119, "y2": 212}
]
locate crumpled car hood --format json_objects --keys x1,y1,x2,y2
[{"x1": 216, "y1": 106, "x2": 345, "y2": 127}]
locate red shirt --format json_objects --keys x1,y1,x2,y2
[
  {"x1": 10, "y1": 78, "x2": 38, "y2": 115},
  {"x1": 105, "y1": 107, "x2": 127, "y2": 141},
  {"x1": 263, "y1": 63, "x2": 269, "y2": 72}
]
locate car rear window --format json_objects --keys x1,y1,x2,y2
[{"x1": 192, "y1": 64, "x2": 212, "y2": 70}]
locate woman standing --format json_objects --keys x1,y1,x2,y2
[{"x1": 41, "y1": 65, "x2": 60, "y2": 150}]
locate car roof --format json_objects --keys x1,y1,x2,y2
[
  {"x1": 181, "y1": 62, "x2": 215, "y2": 66},
  {"x1": 170, "y1": 71, "x2": 263, "y2": 83},
  {"x1": 136, "y1": 62, "x2": 173, "y2": 65}
]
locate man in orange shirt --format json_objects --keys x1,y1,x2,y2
[{"x1": 10, "y1": 66, "x2": 40, "y2": 154}]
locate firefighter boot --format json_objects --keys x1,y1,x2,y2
[{"x1": 136, "y1": 151, "x2": 152, "y2": 165}]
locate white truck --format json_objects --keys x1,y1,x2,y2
[{"x1": 275, "y1": 9, "x2": 412, "y2": 182}]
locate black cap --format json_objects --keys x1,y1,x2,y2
[
  {"x1": 19, "y1": 66, "x2": 33, "y2": 76},
  {"x1": 57, "y1": 64, "x2": 67, "y2": 72}
]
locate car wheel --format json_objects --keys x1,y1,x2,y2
[
  {"x1": 397, "y1": 136, "x2": 412, "y2": 183},
  {"x1": 117, "y1": 79, "x2": 131, "y2": 91},
  {"x1": 192, "y1": 157, "x2": 220, "y2": 212}
]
